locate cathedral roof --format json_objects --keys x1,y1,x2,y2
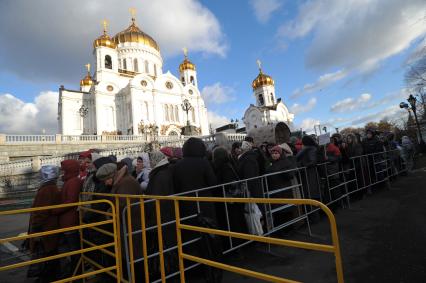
[{"x1": 112, "y1": 18, "x2": 160, "y2": 51}]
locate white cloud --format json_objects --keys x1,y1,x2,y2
[
  {"x1": 279, "y1": 0, "x2": 426, "y2": 73},
  {"x1": 290, "y1": 97, "x2": 317, "y2": 114},
  {"x1": 250, "y1": 0, "x2": 282, "y2": 24},
  {"x1": 0, "y1": 0, "x2": 227, "y2": 84},
  {"x1": 207, "y1": 111, "x2": 230, "y2": 130},
  {"x1": 291, "y1": 69, "x2": 347, "y2": 98},
  {"x1": 298, "y1": 118, "x2": 321, "y2": 134},
  {"x1": 349, "y1": 105, "x2": 408, "y2": 126},
  {"x1": 201, "y1": 83, "x2": 235, "y2": 105},
  {"x1": 0, "y1": 91, "x2": 58, "y2": 134},
  {"x1": 330, "y1": 93, "x2": 372, "y2": 113}
]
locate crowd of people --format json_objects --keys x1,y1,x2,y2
[{"x1": 26, "y1": 130, "x2": 416, "y2": 282}]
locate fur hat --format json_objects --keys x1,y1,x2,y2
[
  {"x1": 96, "y1": 163, "x2": 117, "y2": 181},
  {"x1": 40, "y1": 165, "x2": 59, "y2": 184},
  {"x1": 279, "y1": 143, "x2": 293, "y2": 156}
]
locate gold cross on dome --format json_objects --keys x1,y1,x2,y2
[
  {"x1": 256, "y1": 59, "x2": 262, "y2": 72},
  {"x1": 183, "y1": 47, "x2": 188, "y2": 58},
  {"x1": 129, "y1": 7, "x2": 137, "y2": 22},
  {"x1": 85, "y1": 63, "x2": 91, "y2": 73},
  {"x1": 102, "y1": 19, "x2": 109, "y2": 34}
]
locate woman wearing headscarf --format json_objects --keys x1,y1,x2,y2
[
  {"x1": 134, "y1": 153, "x2": 151, "y2": 192},
  {"x1": 265, "y1": 145, "x2": 298, "y2": 227},
  {"x1": 27, "y1": 165, "x2": 61, "y2": 282}
]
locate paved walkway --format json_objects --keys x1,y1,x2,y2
[{"x1": 218, "y1": 168, "x2": 426, "y2": 282}]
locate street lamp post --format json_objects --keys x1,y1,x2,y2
[
  {"x1": 400, "y1": 94, "x2": 426, "y2": 152},
  {"x1": 181, "y1": 99, "x2": 193, "y2": 127}
]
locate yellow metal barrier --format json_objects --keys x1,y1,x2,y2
[
  {"x1": 83, "y1": 192, "x2": 344, "y2": 283},
  {"x1": 0, "y1": 200, "x2": 121, "y2": 283}
]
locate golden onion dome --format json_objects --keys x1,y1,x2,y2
[
  {"x1": 93, "y1": 33, "x2": 117, "y2": 49},
  {"x1": 93, "y1": 20, "x2": 116, "y2": 49},
  {"x1": 112, "y1": 18, "x2": 160, "y2": 51},
  {"x1": 252, "y1": 60, "x2": 274, "y2": 89},
  {"x1": 179, "y1": 58, "x2": 196, "y2": 72},
  {"x1": 80, "y1": 73, "x2": 93, "y2": 87}
]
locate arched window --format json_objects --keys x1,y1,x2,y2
[
  {"x1": 270, "y1": 93, "x2": 274, "y2": 103},
  {"x1": 190, "y1": 76, "x2": 195, "y2": 85},
  {"x1": 118, "y1": 59, "x2": 122, "y2": 69},
  {"x1": 258, "y1": 94, "x2": 264, "y2": 105},
  {"x1": 105, "y1": 55, "x2": 112, "y2": 69},
  {"x1": 181, "y1": 77, "x2": 185, "y2": 85},
  {"x1": 175, "y1": 106, "x2": 179, "y2": 122},
  {"x1": 192, "y1": 108, "x2": 196, "y2": 123},
  {"x1": 134, "y1": 58, "x2": 138, "y2": 72},
  {"x1": 164, "y1": 105, "x2": 169, "y2": 121},
  {"x1": 145, "y1": 102, "x2": 149, "y2": 121},
  {"x1": 145, "y1": 61, "x2": 149, "y2": 73},
  {"x1": 154, "y1": 64, "x2": 157, "y2": 76},
  {"x1": 123, "y1": 58, "x2": 127, "y2": 70},
  {"x1": 169, "y1": 104, "x2": 174, "y2": 122}
]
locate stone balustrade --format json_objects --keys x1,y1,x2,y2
[{"x1": 0, "y1": 133, "x2": 246, "y2": 177}]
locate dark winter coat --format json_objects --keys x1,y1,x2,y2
[
  {"x1": 111, "y1": 167, "x2": 143, "y2": 261},
  {"x1": 173, "y1": 138, "x2": 217, "y2": 219},
  {"x1": 54, "y1": 160, "x2": 82, "y2": 228},
  {"x1": 237, "y1": 150, "x2": 262, "y2": 198},
  {"x1": 362, "y1": 136, "x2": 383, "y2": 155},
  {"x1": 29, "y1": 182, "x2": 61, "y2": 253},
  {"x1": 296, "y1": 146, "x2": 320, "y2": 199},
  {"x1": 265, "y1": 156, "x2": 296, "y2": 196},
  {"x1": 212, "y1": 147, "x2": 247, "y2": 237}
]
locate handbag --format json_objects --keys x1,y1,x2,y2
[
  {"x1": 244, "y1": 202, "x2": 264, "y2": 236},
  {"x1": 224, "y1": 165, "x2": 246, "y2": 198}
]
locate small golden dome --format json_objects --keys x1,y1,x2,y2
[
  {"x1": 80, "y1": 74, "x2": 93, "y2": 87},
  {"x1": 179, "y1": 58, "x2": 196, "y2": 72},
  {"x1": 252, "y1": 60, "x2": 274, "y2": 89},
  {"x1": 252, "y1": 72, "x2": 274, "y2": 89},
  {"x1": 93, "y1": 34, "x2": 117, "y2": 49},
  {"x1": 93, "y1": 20, "x2": 117, "y2": 49},
  {"x1": 113, "y1": 18, "x2": 160, "y2": 51}
]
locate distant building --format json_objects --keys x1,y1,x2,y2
[
  {"x1": 242, "y1": 62, "x2": 294, "y2": 132},
  {"x1": 58, "y1": 14, "x2": 209, "y2": 136}
]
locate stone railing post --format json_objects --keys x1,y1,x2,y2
[
  {"x1": 0, "y1": 133, "x2": 6, "y2": 144},
  {"x1": 55, "y1": 134, "x2": 62, "y2": 144},
  {"x1": 31, "y1": 156, "x2": 42, "y2": 172}
]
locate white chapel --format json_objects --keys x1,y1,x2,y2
[
  {"x1": 58, "y1": 14, "x2": 209, "y2": 136},
  {"x1": 242, "y1": 62, "x2": 294, "y2": 132}
]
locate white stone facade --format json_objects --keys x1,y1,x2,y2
[{"x1": 58, "y1": 19, "x2": 209, "y2": 136}]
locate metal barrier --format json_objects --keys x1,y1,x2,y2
[
  {"x1": 82, "y1": 193, "x2": 344, "y2": 283},
  {"x1": 0, "y1": 200, "x2": 121, "y2": 283}
]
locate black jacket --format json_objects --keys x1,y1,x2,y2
[
  {"x1": 265, "y1": 157, "x2": 296, "y2": 195},
  {"x1": 237, "y1": 150, "x2": 262, "y2": 198}
]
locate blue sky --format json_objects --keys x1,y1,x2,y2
[{"x1": 0, "y1": 0, "x2": 425, "y2": 134}]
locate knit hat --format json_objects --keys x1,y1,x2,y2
[
  {"x1": 241, "y1": 140, "x2": 252, "y2": 151},
  {"x1": 148, "y1": 151, "x2": 166, "y2": 169},
  {"x1": 270, "y1": 145, "x2": 282, "y2": 155},
  {"x1": 160, "y1": 147, "x2": 174, "y2": 158},
  {"x1": 96, "y1": 163, "x2": 117, "y2": 181},
  {"x1": 40, "y1": 165, "x2": 59, "y2": 184}
]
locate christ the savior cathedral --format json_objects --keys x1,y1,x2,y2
[{"x1": 58, "y1": 14, "x2": 210, "y2": 136}]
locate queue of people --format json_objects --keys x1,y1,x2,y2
[{"x1": 26, "y1": 131, "x2": 415, "y2": 282}]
